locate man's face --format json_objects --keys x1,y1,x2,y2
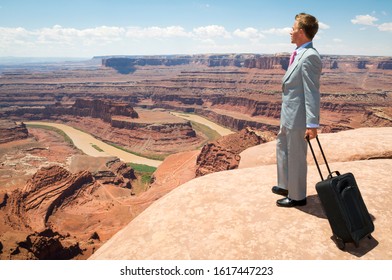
[{"x1": 290, "y1": 20, "x2": 301, "y2": 44}]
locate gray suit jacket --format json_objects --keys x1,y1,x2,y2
[{"x1": 281, "y1": 43, "x2": 322, "y2": 129}]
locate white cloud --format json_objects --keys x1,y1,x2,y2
[
  {"x1": 318, "y1": 22, "x2": 330, "y2": 30},
  {"x1": 80, "y1": 26, "x2": 125, "y2": 38},
  {"x1": 126, "y1": 26, "x2": 190, "y2": 38},
  {"x1": 0, "y1": 27, "x2": 35, "y2": 51},
  {"x1": 233, "y1": 27, "x2": 264, "y2": 41},
  {"x1": 378, "y1": 22, "x2": 392, "y2": 32},
  {"x1": 192, "y1": 25, "x2": 231, "y2": 39},
  {"x1": 34, "y1": 25, "x2": 126, "y2": 46},
  {"x1": 351, "y1": 15, "x2": 378, "y2": 26},
  {"x1": 350, "y1": 14, "x2": 392, "y2": 33},
  {"x1": 261, "y1": 27, "x2": 291, "y2": 36},
  {"x1": 0, "y1": 26, "x2": 30, "y2": 39},
  {"x1": 0, "y1": 24, "x2": 313, "y2": 49},
  {"x1": 3, "y1": 20, "x2": 389, "y2": 57}
]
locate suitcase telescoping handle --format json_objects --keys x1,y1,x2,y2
[{"x1": 306, "y1": 135, "x2": 340, "y2": 181}]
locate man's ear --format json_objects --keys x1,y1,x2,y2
[{"x1": 299, "y1": 29, "x2": 310, "y2": 40}]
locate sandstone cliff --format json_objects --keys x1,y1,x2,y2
[
  {"x1": 51, "y1": 98, "x2": 139, "y2": 123},
  {"x1": 70, "y1": 98, "x2": 139, "y2": 122}
]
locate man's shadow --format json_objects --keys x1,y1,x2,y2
[{"x1": 296, "y1": 194, "x2": 379, "y2": 257}]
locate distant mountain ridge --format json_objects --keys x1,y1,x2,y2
[{"x1": 101, "y1": 53, "x2": 392, "y2": 71}]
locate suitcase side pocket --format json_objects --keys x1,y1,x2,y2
[
  {"x1": 316, "y1": 179, "x2": 353, "y2": 242},
  {"x1": 340, "y1": 185, "x2": 366, "y2": 232},
  {"x1": 338, "y1": 176, "x2": 374, "y2": 245}
]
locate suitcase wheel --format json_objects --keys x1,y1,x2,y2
[{"x1": 333, "y1": 235, "x2": 346, "y2": 250}]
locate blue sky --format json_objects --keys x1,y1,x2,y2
[{"x1": 0, "y1": 0, "x2": 391, "y2": 57}]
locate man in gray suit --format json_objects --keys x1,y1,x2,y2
[{"x1": 272, "y1": 13, "x2": 322, "y2": 207}]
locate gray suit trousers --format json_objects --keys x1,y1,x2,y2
[{"x1": 276, "y1": 125, "x2": 308, "y2": 200}]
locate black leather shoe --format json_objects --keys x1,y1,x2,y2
[
  {"x1": 276, "y1": 197, "x2": 307, "y2": 207},
  {"x1": 271, "y1": 186, "x2": 288, "y2": 196}
]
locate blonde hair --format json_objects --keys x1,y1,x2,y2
[{"x1": 295, "y1": 13, "x2": 319, "y2": 40}]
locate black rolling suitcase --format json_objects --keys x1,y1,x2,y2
[{"x1": 307, "y1": 136, "x2": 374, "y2": 250}]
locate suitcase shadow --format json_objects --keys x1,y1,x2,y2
[
  {"x1": 297, "y1": 194, "x2": 379, "y2": 257},
  {"x1": 331, "y1": 235, "x2": 379, "y2": 257}
]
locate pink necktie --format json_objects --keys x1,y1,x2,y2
[{"x1": 289, "y1": 50, "x2": 297, "y2": 66}]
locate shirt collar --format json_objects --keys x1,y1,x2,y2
[{"x1": 296, "y1": 41, "x2": 312, "y2": 53}]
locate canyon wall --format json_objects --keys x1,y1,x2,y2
[
  {"x1": 69, "y1": 98, "x2": 139, "y2": 122},
  {"x1": 194, "y1": 108, "x2": 280, "y2": 134},
  {"x1": 102, "y1": 54, "x2": 392, "y2": 71},
  {"x1": 2, "y1": 98, "x2": 139, "y2": 122},
  {"x1": 1, "y1": 53, "x2": 392, "y2": 153}
]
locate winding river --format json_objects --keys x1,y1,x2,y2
[
  {"x1": 25, "y1": 113, "x2": 233, "y2": 168},
  {"x1": 170, "y1": 112, "x2": 233, "y2": 136}
]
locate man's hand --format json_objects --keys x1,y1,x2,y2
[{"x1": 305, "y1": 128, "x2": 318, "y2": 140}]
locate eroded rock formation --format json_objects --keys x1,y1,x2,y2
[
  {"x1": 0, "y1": 156, "x2": 137, "y2": 260},
  {"x1": 0, "y1": 120, "x2": 29, "y2": 144},
  {"x1": 12, "y1": 229, "x2": 82, "y2": 260},
  {"x1": 77, "y1": 156, "x2": 137, "y2": 189},
  {"x1": 195, "y1": 127, "x2": 273, "y2": 177},
  {"x1": 7, "y1": 166, "x2": 95, "y2": 232}
]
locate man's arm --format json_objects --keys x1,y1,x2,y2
[{"x1": 302, "y1": 52, "x2": 322, "y2": 139}]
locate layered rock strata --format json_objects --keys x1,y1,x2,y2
[
  {"x1": 69, "y1": 98, "x2": 139, "y2": 121},
  {"x1": 0, "y1": 120, "x2": 29, "y2": 144},
  {"x1": 0, "y1": 157, "x2": 137, "y2": 260},
  {"x1": 69, "y1": 156, "x2": 136, "y2": 189},
  {"x1": 102, "y1": 54, "x2": 392, "y2": 71},
  {"x1": 7, "y1": 165, "x2": 96, "y2": 232}
]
